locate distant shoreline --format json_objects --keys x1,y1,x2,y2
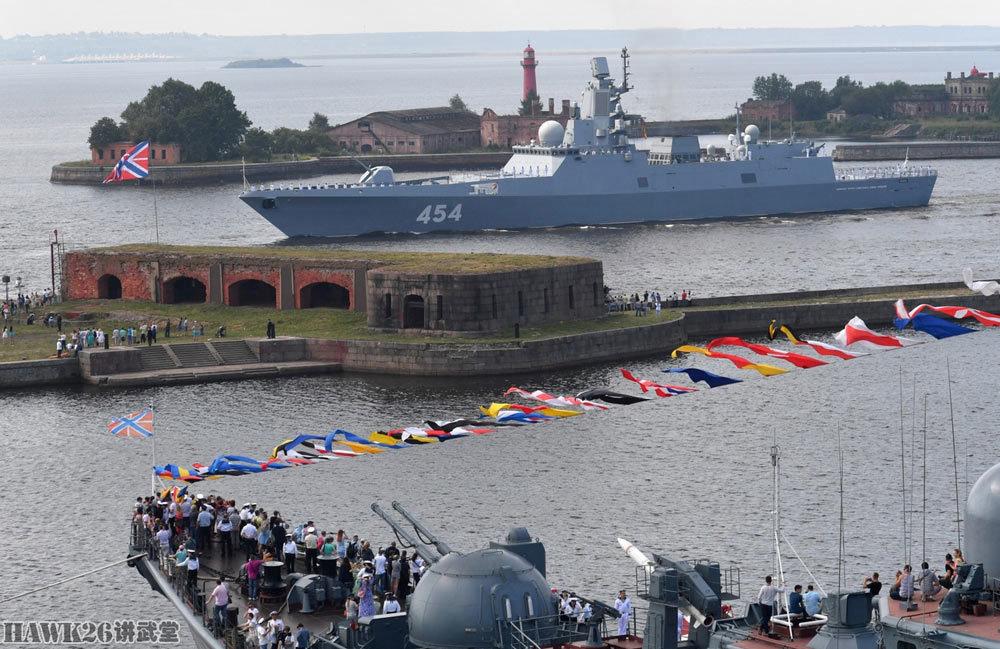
[{"x1": 223, "y1": 57, "x2": 304, "y2": 69}]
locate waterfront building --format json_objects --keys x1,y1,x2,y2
[
  {"x1": 62, "y1": 246, "x2": 605, "y2": 334},
  {"x1": 826, "y1": 107, "x2": 848, "y2": 123},
  {"x1": 739, "y1": 98, "x2": 796, "y2": 123},
  {"x1": 480, "y1": 99, "x2": 571, "y2": 148},
  {"x1": 325, "y1": 108, "x2": 481, "y2": 154},
  {"x1": 892, "y1": 86, "x2": 950, "y2": 116},
  {"x1": 91, "y1": 141, "x2": 180, "y2": 165},
  {"x1": 945, "y1": 66, "x2": 994, "y2": 114}
]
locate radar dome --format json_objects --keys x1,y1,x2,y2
[
  {"x1": 538, "y1": 120, "x2": 565, "y2": 147},
  {"x1": 965, "y1": 462, "x2": 1000, "y2": 578},
  {"x1": 407, "y1": 548, "x2": 557, "y2": 649},
  {"x1": 744, "y1": 124, "x2": 760, "y2": 143}
]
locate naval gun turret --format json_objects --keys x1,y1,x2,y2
[{"x1": 368, "y1": 503, "x2": 562, "y2": 649}]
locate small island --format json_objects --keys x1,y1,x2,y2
[{"x1": 224, "y1": 57, "x2": 304, "y2": 69}]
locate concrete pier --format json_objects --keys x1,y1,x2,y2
[
  {"x1": 3, "y1": 283, "x2": 998, "y2": 389},
  {"x1": 50, "y1": 152, "x2": 512, "y2": 186},
  {"x1": 832, "y1": 142, "x2": 1000, "y2": 161}
]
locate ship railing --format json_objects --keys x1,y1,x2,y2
[
  {"x1": 500, "y1": 614, "x2": 597, "y2": 649},
  {"x1": 835, "y1": 165, "x2": 937, "y2": 181},
  {"x1": 130, "y1": 521, "x2": 226, "y2": 645}
]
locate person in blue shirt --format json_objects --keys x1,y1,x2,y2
[
  {"x1": 788, "y1": 585, "x2": 805, "y2": 618},
  {"x1": 295, "y1": 623, "x2": 310, "y2": 649},
  {"x1": 803, "y1": 584, "x2": 822, "y2": 616}
]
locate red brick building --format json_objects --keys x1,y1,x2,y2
[
  {"x1": 63, "y1": 247, "x2": 374, "y2": 311},
  {"x1": 325, "y1": 108, "x2": 481, "y2": 154},
  {"x1": 740, "y1": 99, "x2": 796, "y2": 124},
  {"x1": 91, "y1": 141, "x2": 181, "y2": 165},
  {"x1": 481, "y1": 98, "x2": 571, "y2": 148}
]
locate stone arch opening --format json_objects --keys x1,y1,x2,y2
[
  {"x1": 97, "y1": 274, "x2": 122, "y2": 299},
  {"x1": 228, "y1": 279, "x2": 276, "y2": 307},
  {"x1": 300, "y1": 282, "x2": 350, "y2": 309},
  {"x1": 403, "y1": 294, "x2": 425, "y2": 329},
  {"x1": 163, "y1": 276, "x2": 207, "y2": 304}
]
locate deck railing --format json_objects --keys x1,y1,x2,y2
[{"x1": 836, "y1": 166, "x2": 937, "y2": 181}]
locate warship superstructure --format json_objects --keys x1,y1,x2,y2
[
  {"x1": 239, "y1": 53, "x2": 936, "y2": 238},
  {"x1": 130, "y1": 461, "x2": 1000, "y2": 649}
]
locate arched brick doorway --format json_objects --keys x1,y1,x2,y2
[
  {"x1": 403, "y1": 295, "x2": 424, "y2": 329},
  {"x1": 163, "y1": 276, "x2": 207, "y2": 304},
  {"x1": 228, "y1": 279, "x2": 276, "y2": 307},
  {"x1": 97, "y1": 274, "x2": 122, "y2": 299},
  {"x1": 300, "y1": 282, "x2": 350, "y2": 309}
]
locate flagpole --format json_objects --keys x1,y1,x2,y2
[
  {"x1": 153, "y1": 182, "x2": 160, "y2": 247},
  {"x1": 150, "y1": 403, "x2": 157, "y2": 497}
]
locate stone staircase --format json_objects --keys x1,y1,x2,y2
[
  {"x1": 209, "y1": 340, "x2": 259, "y2": 365},
  {"x1": 138, "y1": 346, "x2": 179, "y2": 371},
  {"x1": 166, "y1": 343, "x2": 220, "y2": 368}
]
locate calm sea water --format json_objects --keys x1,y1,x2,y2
[{"x1": 1, "y1": 47, "x2": 999, "y2": 644}]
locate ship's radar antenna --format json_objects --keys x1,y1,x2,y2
[{"x1": 620, "y1": 47, "x2": 631, "y2": 94}]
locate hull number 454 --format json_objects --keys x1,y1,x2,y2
[{"x1": 416, "y1": 204, "x2": 462, "y2": 223}]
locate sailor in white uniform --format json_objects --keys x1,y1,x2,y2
[{"x1": 615, "y1": 590, "x2": 631, "y2": 637}]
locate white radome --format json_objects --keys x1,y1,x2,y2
[{"x1": 538, "y1": 120, "x2": 565, "y2": 147}]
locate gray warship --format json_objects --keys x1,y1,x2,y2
[
  {"x1": 129, "y1": 461, "x2": 1000, "y2": 649},
  {"x1": 239, "y1": 52, "x2": 936, "y2": 238}
]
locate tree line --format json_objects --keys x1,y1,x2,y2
[
  {"x1": 89, "y1": 80, "x2": 480, "y2": 163},
  {"x1": 751, "y1": 72, "x2": 924, "y2": 120}
]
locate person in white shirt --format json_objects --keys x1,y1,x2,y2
[
  {"x1": 268, "y1": 611, "x2": 285, "y2": 637},
  {"x1": 615, "y1": 590, "x2": 631, "y2": 637},
  {"x1": 155, "y1": 526, "x2": 172, "y2": 548},
  {"x1": 757, "y1": 575, "x2": 784, "y2": 635},
  {"x1": 580, "y1": 602, "x2": 592, "y2": 624},
  {"x1": 303, "y1": 528, "x2": 319, "y2": 573},
  {"x1": 241, "y1": 521, "x2": 258, "y2": 559},
  {"x1": 216, "y1": 514, "x2": 233, "y2": 558},
  {"x1": 382, "y1": 593, "x2": 401, "y2": 614},
  {"x1": 178, "y1": 550, "x2": 199, "y2": 590},
  {"x1": 283, "y1": 537, "x2": 298, "y2": 574},
  {"x1": 373, "y1": 550, "x2": 388, "y2": 594}
]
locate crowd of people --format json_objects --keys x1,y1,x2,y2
[
  {"x1": 754, "y1": 546, "x2": 968, "y2": 637},
  {"x1": 2, "y1": 290, "x2": 58, "y2": 346},
  {"x1": 605, "y1": 289, "x2": 695, "y2": 315},
  {"x1": 134, "y1": 493, "x2": 427, "y2": 648},
  {"x1": 49, "y1": 317, "x2": 212, "y2": 357}
]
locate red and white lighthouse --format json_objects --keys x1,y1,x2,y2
[{"x1": 520, "y1": 44, "x2": 538, "y2": 101}]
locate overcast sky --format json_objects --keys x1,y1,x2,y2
[{"x1": 4, "y1": 0, "x2": 1000, "y2": 37}]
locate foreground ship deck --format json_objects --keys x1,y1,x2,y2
[{"x1": 240, "y1": 53, "x2": 936, "y2": 238}]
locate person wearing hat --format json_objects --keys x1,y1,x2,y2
[
  {"x1": 303, "y1": 527, "x2": 319, "y2": 574},
  {"x1": 268, "y1": 611, "x2": 285, "y2": 649},
  {"x1": 178, "y1": 550, "x2": 198, "y2": 591},
  {"x1": 382, "y1": 592, "x2": 401, "y2": 614},
  {"x1": 253, "y1": 617, "x2": 273, "y2": 649}
]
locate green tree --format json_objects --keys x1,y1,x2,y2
[
  {"x1": 830, "y1": 75, "x2": 863, "y2": 107},
  {"x1": 308, "y1": 112, "x2": 330, "y2": 131},
  {"x1": 990, "y1": 82, "x2": 1000, "y2": 119},
  {"x1": 518, "y1": 90, "x2": 543, "y2": 116},
  {"x1": 118, "y1": 78, "x2": 250, "y2": 162},
  {"x1": 752, "y1": 73, "x2": 793, "y2": 100},
  {"x1": 88, "y1": 117, "x2": 123, "y2": 148},
  {"x1": 449, "y1": 93, "x2": 470, "y2": 112},
  {"x1": 241, "y1": 127, "x2": 273, "y2": 162},
  {"x1": 790, "y1": 81, "x2": 833, "y2": 120}
]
